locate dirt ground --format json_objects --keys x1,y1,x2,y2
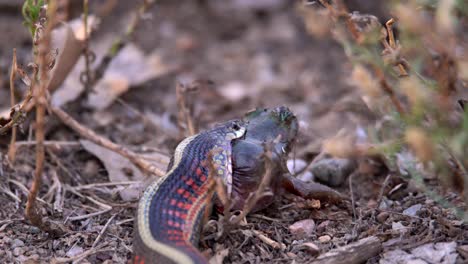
[{"x1": 0, "y1": 1, "x2": 467, "y2": 263}]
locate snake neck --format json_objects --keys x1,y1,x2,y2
[{"x1": 135, "y1": 132, "x2": 222, "y2": 264}]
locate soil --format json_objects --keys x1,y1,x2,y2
[{"x1": 0, "y1": 1, "x2": 466, "y2": 264}]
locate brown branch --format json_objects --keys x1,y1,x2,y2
[
  {"x1": 81, "y1": 0, "x2": 93, "y2": 91},
  {"x1": 0, "y1": 64, "x2": 38, "y2": 135},
  {"x1": 8, "y1": 49, "x2": 18, "y2": 162},
  {"x1": 374, "y1": 67, "x2": 405, "y2": 115},
  {"x1": 176, "y1": 82, "x2": 196, "y2": 136},
  {"x1": 50, "y1": 105, "x2": 165, "y2": 177},
  {"x1": 25, "y1": 0, "x2": 65, "y2": 237},
  {"x1": 312, "y1": 236, "x2": 382, "y2": 264},
  {"x1": 384, "y1": 18, "x2": 408, "y2": 76}
]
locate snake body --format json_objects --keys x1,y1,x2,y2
[{"x1": 133, "y1": 120, "x2": 246, "y2": 264}]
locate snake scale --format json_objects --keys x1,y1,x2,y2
[{"x1": 133, "y1": 120, "x2": 247, "y2": 264}]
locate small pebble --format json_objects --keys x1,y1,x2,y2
[
  {"x1": 289, "y1": 219, "x2": 315, "y2": 238},
  {"x1": 3, "y1": 236, "x2": 11, "y2": 244},
  {"x1": 377, "y1": 212, "x2": 389, "y2": 223},
  {"x1": 11, "y1": 239, "x2": 25, "y2": 248},
  {"x1": 311, "y1": 158, "x2": 355, "y2": 187},
  {"x1": 287, "y1": 159, "x2": 308, "y2": 175},
  {"x1": 318, "y1": 235, "x2": 331, "y2": 243},
  {"x1": 300, "y1": 242, "x2": 320, "y2": 256},
  {"x1": 13, "y1": 247, "x2": 24, "y2": 257},
  {"x1": 316, "y1": 220, "x2": 330, "y2": 233},
  {"x1": 403, "y1": 204, "x2": 422, "y2": 217}
]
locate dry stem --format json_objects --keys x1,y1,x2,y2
[
  {"x1": 176, "y1": 82, "x2": 196, "y2": 136},
  {"x1": 50, "y1": 106, "x2": 165, "y2": 177},
  {"x1": 8, "y1": 49, "x2": 18, "y2": 162},
  {"x1": 25, "y1": 0, "x2": 57, "y2": 234},
  {"x1": 0, "y1": 64, "x2": 38, "y2": 135}
]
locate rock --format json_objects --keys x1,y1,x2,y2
[
  {"x1": 2, "y1": 236, "x2": 11, "y2": 244},
  {"x1": 13, "y1": 247, "x2": 24, "y2": 257},
  {"x1": 392, "y1": 222, "x2": 408, "y2": 234},
  {"x1": 318, "y1": 235, "x2": 331, "y2": 243},
  {"x1": 300, "y1": 242, "x2": 320, "y2": 256},
  {"x1": 403, "y1": 204, "x2": 422, "y2": 217},
  {"x1": 311, "y1": 158, "x2": 356, "y2": 187},
  {"x1": 297, "y1": 171, "x2": 314, "y2": 182},
  {"x1": 289, "y1": 219, "x2": 315, "y2": 238},
  {"x1": 377, "y1": 212, "x2": 389, "y2": 223},
  {"x1": 287, "y1": 159, "x2": 308, "y2": 175},
  {"x1": 66, "y1": 245, "x2": 84, "y2": 257},
  {"x1": 316, "y1": 220, "x2": 330, "y2": 233},
  {"x1": 11, "y1": 238, "x2": 24, "y2": 248}
]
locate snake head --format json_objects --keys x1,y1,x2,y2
[{"x1": 227, "y1": 106, "x2": 299, "y2": 211}]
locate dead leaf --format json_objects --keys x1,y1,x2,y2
[
  {"x1": 79, "y1": 140, "x2": 167, "y2": 201},
  {"x1": 51, "y1": 15, "x2": 101, "y2": 107},
  {"x1": 49, "y1": 16, "x2": 100, "y2": 92},
  {"x1": 86, "y1": 45, "x2": 173, "y2": 110}
]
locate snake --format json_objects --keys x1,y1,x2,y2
[
  {"x1": 133, "y1": 106, "x2": 344, "y2": 264},
  {"x1": 133, "y1": 119, "x2": 247, "y2": 264}
]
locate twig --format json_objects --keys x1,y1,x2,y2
[
  {"x1": 375, "y1": 173, "x2": 392, "y2": 213},
  {"x1": 312, "y1": 236, "x2": 382, "y2": 264},
  {"x1": 252, "y1": 230, "x2": 286, "y2": 250},
  {"x1": 81, "y1": 0, "x2": 93, "y2": 91},
  {"x1": 65, "y1": 187, "x2": 112, "y2": 221},
  {"x1": 8, "y1": 49, "x2": 18, "y2": 162},
  {"x1": 92, "y1": 213, "x2": 117, "y2": 248},
  {"x1": 74, "y1": 181, "x2": 140, "y2": 190},
  {"x1": 348, "y1": 171, "x2": 357, "y2": 220},
  {"x1": 0, "y1": 64, "x2": 38, "y2": 135},
  {"x1": 25, "y1": 0, "x2": 57, "y2": 233},
  {"x1": 52, "y1": 243, "x2": 111, "y2": 264},
  {"x1": 15, "y1": 140, "x2": 81, "y2": 148},
  {"x1": 384, "y1": 19, "x2": 408, "y2": 76},
  {"x1": 176, "y1": 82, "x2": 196, "y2": 136},
  {"x1": 50, "y1": 105, "x2": 165, "y2": 177},
  {"x1": 374, "y1": 67, "x2": 405, "y2": 115}
]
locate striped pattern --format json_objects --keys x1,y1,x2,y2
[{"x1": 134, "y1": 121, "x2": 246, "y2": 264}]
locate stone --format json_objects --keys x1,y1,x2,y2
[
  {"x1": 377, "y1": 212, "x2": 389, "y2": 223},
  {"x1": 403, "y1": 204, "x2": 422, "y2": 217},
  {"x1": 318, "y1": 235, "x2": 331, "y2": 243},
  {"x1": 289, "y1": 219, "x2": 315, "y2": 238},
  {"x1": 311, "y1": 158, "x2": 355, "y2": 187},
  {"x1": 11, "y1": 238, "x2": 24, "y2": 248},
  {"x1": 13, "y1": 247, "x2": 24, "y2": 257}
]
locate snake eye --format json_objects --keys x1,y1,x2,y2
[{"x1": 231, "y1": 122, "x2": 241, "y2": 131}]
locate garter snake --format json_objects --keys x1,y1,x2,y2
[{"x1": 133, "y1": 120, "x2": 247, "y2": 264}]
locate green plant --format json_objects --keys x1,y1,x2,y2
[{"x1": 22, "y1": 0, "x2": 45, "y2": 38}]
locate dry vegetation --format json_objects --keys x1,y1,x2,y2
[{"x1": 0, "y1": 0, "x2": 467, "y2": 263}]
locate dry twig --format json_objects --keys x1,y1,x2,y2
[
  {"x1": 50, "y1": 105, "x2": 165, "y2": 177},
  {"x1": 8, "y1": 49, "x2": 18, "y2": 162},
  {"x1": 176, "y1": 82, "x2": 197, "y2": 136},
  {"x1": 25, "y1": 1, "x2": 60, "y2": 235}
]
